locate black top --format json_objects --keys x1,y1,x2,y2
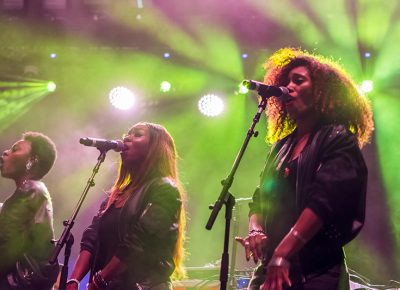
[
  {"x1": 249, "y1": 124, "x2": 368, "y2": 277},
  {"x1": 81, "y1": 177, "x2": 181, "y2": 290},
  {"x1": 97, "y1": 203, "x2": 122, "y2": 269}
]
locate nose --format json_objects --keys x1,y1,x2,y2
[{"x1": 286, "y1": 87, "x2": 295, "y2": 93}]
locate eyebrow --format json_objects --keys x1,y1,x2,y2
[
  {"x1": 290, "y1": 72, "x2": 308, "y2": 78},
  {"x1": 128, "y1": 127, "x2": 146, "y2": 134}
]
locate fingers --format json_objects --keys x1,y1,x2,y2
[
  {"x1": 234, "y1": 236, "x2": 245, "y2": 246},
  {"x1": 263, "y1": 266, "x2": 291, "y2": 290},
  {"x1": 235, "y1": 237, "x2": 250, "y2": 261},
  {"x1": 248, "y1": 236, "x2": 260, "y2": 263},
  {"x1": 283, "y1": 270, "x2": 292, "y2": 288},
  {"x1": 255, "y1": 234, "x2": 267, "y2": 258},
  {"x1": 248, "y1": 232, "x2": 267, "y2": 263},
  {"x1": 235, "y1": 234, "x2": 267, "y2": 263}
]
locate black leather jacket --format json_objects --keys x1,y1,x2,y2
[
  {"x1": 0, "y1": 180, "x2": 57, "y2": 289},
  {"x1": 250, "y1": 124, "x2": 368, "y2": 277},
  {"x1": 81, "y1": 177, "x2": 181, "y2": 290}
]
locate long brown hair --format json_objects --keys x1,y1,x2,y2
[
  {"x1": 262, "y1": 47, "x2": 374, "y2": 148},
  {"x1": 105, "y1": 122, "x2": 186, "y2": 279}
]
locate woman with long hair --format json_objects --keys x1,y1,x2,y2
[
  {"x1": 66, "y1": 122, "x2": 185, "y2": 290},
  {"x1": 236, "y1": 48, "x2": 373, "y2": 290}
]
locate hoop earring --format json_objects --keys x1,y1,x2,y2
[{"x1": 26, "y1": 160, "x2": 33, "y2": 171}]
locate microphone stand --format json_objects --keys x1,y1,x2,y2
[
  {"x1": 49, "y1": 149, "x2": 108, "y2": 290},
  {"x1": 228, "y1": 198, "x2": 252, "y2": 289},
  {"x1": 205, "y1": 95, "x2": 269, "y2": 290}
]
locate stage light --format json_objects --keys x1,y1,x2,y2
[
  {"x1": 238, "y1": 83, "x2": 249, "y2": 94},
  {"x1": 47, "y1": 82, "x2": 56, "y2": 92},
  {"x1": 109, "y1": 86, "x2": 135, "y2": 110},
  {"x1": 360, "y1": 80, "x2": 373, "y2": 93},
  {"x1": 364, "y1": 52, "x2": 371, "y2": 58},
  {"x1": 163, "y1": 52, "x2": 170, "y2": 59},
  {"x1": 198, "y1": 94, "x2": 224, "y2": 117},
  {"x1": 241, "y1": 53, "x2": 248, "y2": 59},
  {"x1": 50, "y1": 53, "x2": 57, "y2": 59},
  {"x1": 160, "y1": 81, "x2": 171, "y2": 92},
  {"x1": 136, "y1": 0, "x2": 144, "y2": 8}
]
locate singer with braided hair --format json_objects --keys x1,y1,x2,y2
[
  {"x1": 67, "y1": 122, "x2": 186, "y2": 290},
  {"x1": 236, "y1": 48, "x2": 374, "y2": 290}
]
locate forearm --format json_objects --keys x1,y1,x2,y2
[
  {"x1": 69, "y1": 250, "x2": 92, "y2": 281},
  {"x1": 99, "y1": 256, "x2": 127, "y2": 281},
  {"x1": 273, "y1": 208, "x2": 323, "y2": 259},
  {"x1": 249, "y1": 213, "x2": 265, "y2": 232}
]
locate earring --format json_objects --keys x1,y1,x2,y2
[{"x1": 26, "y1": 160, "x2": 33, "y2": 171}]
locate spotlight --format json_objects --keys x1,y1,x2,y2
[
  {"x1": 47, "y1": 82, "x2": 56, "y2": 92},
  {"x1": 198, "y1": 94, "x2": 224, "y2": 117},
  {"x1": 364, "y1": 52, "x2": 371, "y2": 58},
  {"x1": 163, "y1": 52, "x2": 170, "y2": 59},
  {"x1": 50, "y1": 53, "x2": 57, "y2": 59},
  {"x1": 360, "y1": 80, "x2": 373, "y2": 93},
  {"x1": 109, "y1": 86, "x2": 135, "y2": 110},
  {"x1": 136, "y1": 0, "x2": 144, "y2": 8},
  {"x1": 238, "y1": 83, "x2": 249, "y2": 94},
  {"x1": 241, "y1": 53, "x2": 248, "y2": 59},
  {"x1": 160, "y1": 81, "x2": 171, "y2": 93}
]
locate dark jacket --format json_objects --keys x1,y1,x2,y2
[
  {"x1": 81, "y1": 177, "x2": 181, "y2": 290},
  {"x1": 0, "y1": 180, "x2": 58, "y2": 290},
  {"x1": 250, "y1": 124, "x2": 367, "y2": 277}
]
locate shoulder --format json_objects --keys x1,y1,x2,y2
[
  {"x1": 316, "y1": 124, "x2": 358, "y2": 147},
  {"x1": 146, "y1": 177, "x2": 181, "y2": 202},
  {"x1": 20, "y1": 180, "x2": 50, "y2": 200},
  {"x1": 150, "y1": 177, "x2": 178, "y2": 190}
]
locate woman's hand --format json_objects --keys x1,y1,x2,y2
[
  {"x1": 261, "y1": 265, "x2": 291, "y2": 290},
  {"x1": 235, "y1": 230, "x2": 267, "y2": 264}
]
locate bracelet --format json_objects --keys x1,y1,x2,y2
[
  {"x1": 267, "y1": 256, "x2": 290, "y2": 268},
  {"x1": 66, "y1": 279, "x2": 80, "y2": 287},
  {"x1": 249, "y1": 229, "x2": 266, "y2": 235},
  {"x1": 290, "y1": 227, "x2": 307, "y2": 244},
  {"x1": 93, "y1": 270, "x2": 109, "y2": 289}
]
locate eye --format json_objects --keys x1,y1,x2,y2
[
  {"x1": 293, "y1": 77, "x2": 304, "y2": 85},
  {"x1": 134, "y1": 132, "x2": 144, "y2": 137}
]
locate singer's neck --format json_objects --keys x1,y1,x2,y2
[{"x1": 295, "y1": 114, "x2": 319, "y2": 138}]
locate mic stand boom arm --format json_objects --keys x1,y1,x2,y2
[
  {"x1": 49, "y1": 150, "x2": 108, "y2": 290},
  {"x1": 205, "y1": 95, "x2": 269, "y2": 290}
]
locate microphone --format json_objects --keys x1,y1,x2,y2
[
  {"x1": 79, "y1": 138, "x2": 128, "y2": 152},
  {"x1": 242, "y1": 80, "x2": 289, "y2": 99}
]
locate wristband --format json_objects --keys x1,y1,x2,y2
[
  {"x1": 290, "y1": 227, "x2": 307, "y2": 244},
  {"x1": 267, "y1": 256, "x2": 290, "y2": 268},
  {"x1": 249, "y1": 229, "x2": 266, "y2": 235},
  {"x1": 66, "y1": 279, "x2": 80, "y2": 288}
]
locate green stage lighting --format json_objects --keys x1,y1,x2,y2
[
  {"x1": 360, "y1": 80, "x2": 373, "y2": 93},
  {"x1": 160, "y1": 81, "x2": 171, "y2": 92},
  {"x1": 47, "y1": 82, "x2": 56, "y2": 92}
]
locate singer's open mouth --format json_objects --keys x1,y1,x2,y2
[{"x1": 285, "y1": 96, "x2": 295, "y2": 104}]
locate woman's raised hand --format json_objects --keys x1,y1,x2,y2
[{"x1": 235, "y1": 230, "x2": 267, "y2": 264}]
